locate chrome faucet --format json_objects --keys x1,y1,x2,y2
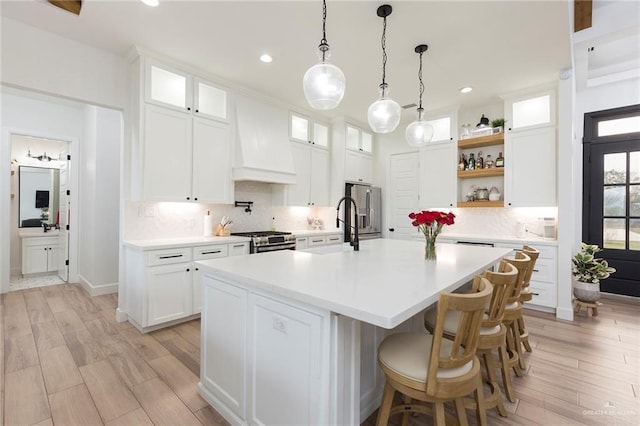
[{"x1": 336, "y1": 196, "x2": 359, "y2": 251}]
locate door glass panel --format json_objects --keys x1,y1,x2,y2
[
  {"x1": 346, "y1": 126, "x2": 359, "y2": 150},
  {"x1": 604, "y1": 186, "x2": 626, "y2": 216},
  {"x1": 603, "y1": 218, "x2": 626, "y2": 249},
  {"x1": 631, "y1": 151, "x2": 640, "y2": 183},
  {"x1": 512, "y1": 94, "x2": 551, "y2": 129},
  {"x1": 313, "y1": 123, "x2": 328, "y2": 147},
  {"x1": 598, "y1": 116, "x2": 640, "y2": 137},
  {"x1": 630, "y1": 219, "x2": 640, "y2": 251},
  {"x1": 150, "y1": 66, "x2": 187, "y2": 109},
  {"x1": 631, "y1": 185, "x2": 640, "y2": 216},
  {"x1": 426, "y1": 117, "x2": 451, "y2": 142},
  {"x1": 361, "y1": 131, "x2": 373, "y2": 153},
  {"x1": 197, "y1": 82, "x2": 227, "y2": 119},
  {"x1": 291, "y1": 115, "x2": 308, "y2": 141},
  {"x1": 604, "y1": 152, "x2": 626, "y2": 184}
]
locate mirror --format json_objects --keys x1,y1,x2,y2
[{"x1": 19, "y1": 166, "x2": 60, "y2": 228}]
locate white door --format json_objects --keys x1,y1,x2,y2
[
  {"x1": 390, "y1": 152, "x2": 420, "y2": 240},
  {"x1": 58, "y1": 150, "x2": 69, "y2": 281},
  {"x1": 287, "y1": 142, "x2": 311, "y2": 206},
  {"x1": 192, "y1": 117, "x2": 232, "y2": 203},
  {"x1": 309, "y1": 147, "x2": 330, "y2": 206},
  {"x1": 419, "y1": 142, "x2": 457, "y2": 208}
]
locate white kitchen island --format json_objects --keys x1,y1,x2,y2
[{"x1": 196, "y1": 239, "x2": 511, "y2": 425}]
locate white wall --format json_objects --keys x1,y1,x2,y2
[
  {"x1": 1, "y1": 18, "x2": 127, "y2": 110},
  {"x1": 78, "y1": 106, "x2": 121, "y2": 292}
]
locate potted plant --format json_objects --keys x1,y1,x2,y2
[{"x1": 572, "y1": 242, "x2": 616, "y2": 302}]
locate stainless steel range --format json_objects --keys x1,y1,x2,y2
[{"x1": 230, "y1": 231, "x2": 296, "y2": 254}]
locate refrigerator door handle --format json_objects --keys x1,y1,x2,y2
[{"x1": 366, "y1": 190, "x2": 371, "y2": 228}]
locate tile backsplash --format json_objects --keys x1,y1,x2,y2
[
  {"x1": 124, "y1": 181, "x2": 339, "y2": 240},
  {"x1": 124, "y1": 181, "x2": 558, "y2": 241}
]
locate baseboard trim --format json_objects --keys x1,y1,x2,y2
[
  {"x1": 115, "y1": 308, "x2": 128, "y2": 323},
  {"x1": 78, "y1": 274, "x2": 118, "y2": 296},
  {"x1": 601, "y1": 292, "x2": 640, "y2": 305}
]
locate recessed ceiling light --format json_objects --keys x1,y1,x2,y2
[
  {"x1": 141, "y1": 0, "x2": 159, "y2": 7},
  {"x1": 260, "y1": 54, "x2": 273, "y2": 63},
  {"x1": 460, "y1": 86, "x2": 473, "y2": 94}
]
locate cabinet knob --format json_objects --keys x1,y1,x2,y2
[
  {"x1": 186, "y1": 268, "x2": 190, "y2": 272},
  {"x1": 389, "y1": 228, "x2": 395, "y2": 232},
  {"x1": 194, "y1": 197, "x2": 198, "y2": 201},
  {"x1": 187, "y1": 107, "x2": 191, "y2": 111},
  {"x1": 508, "y1": 202, "x2": 512, "y2": 206},
  {"x1": 186, "y1": 197, "x2": 191, "y2": 200},
  {"x1": 195, "y1": 267, "x2": 199, "y2": 271},
  {"x1": 311, "y1": 202, "x2": 315, "y2": 205},
  {"x1": 195, "y1": 109, "x2": 199, "y2": 113}
]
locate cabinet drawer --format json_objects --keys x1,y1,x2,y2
[
  {"x1": 526, "y1": 282, "x2": 556, "y2": 308},
  {"x1": 530, "y1": 258, "x2": 555, "y2": 283},
  {"x1": 147, "y1": 247, "x2": 192, "y2": 266},
  {"x1": 194, "y1": 244, "x2": 229, "y2": 260},
  {"x1": 229, "y1": 242, "x2": 249, "y2": 256},
  {"x1": 325, "y1": 234, "x2": 342, "y2": 245},
  {"x1": 295, "y1": 237, "x2": 309, "y2": 250},
  {"x1": 23, "y1": 237, "x2": 59, "y2": 248},
  {"x1": 307, "y1": 236, "x2": 326, "y2": 247}
]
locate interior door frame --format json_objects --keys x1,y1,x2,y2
[{"x1": 1, "y1": 127, "x2": 79, "y2": 293}]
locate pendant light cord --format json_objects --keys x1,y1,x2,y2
[
  {"x1": 381, "y1": 15, "x2": 387, "y2": 86},
  {"x1": 320, "y1": 0, "x2": 328, "y2": 62},
  {"x1": 418, "y1": 50, "x2": 424, "y2": 110}
]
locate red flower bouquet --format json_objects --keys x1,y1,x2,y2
[{"x1": 409, "y1": 210, "x2": 455, "y2": 259}]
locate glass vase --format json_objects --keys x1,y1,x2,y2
[{"x1": 425, "y1": 236, "x2": 437, "y2": 261}]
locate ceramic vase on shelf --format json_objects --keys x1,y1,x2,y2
[{"x1": 424, "y1": 236, "x2": 437, "y2": 261}]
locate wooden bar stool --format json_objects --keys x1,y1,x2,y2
[
  {"x1": 503, "y1": 251, "x2": 534, "y2": 374},
  {"x1": 376, "y1": 277, "x2": 493, "y2": 426},
  {"x1": 518, "y1": 245, "x2": 540, "y2": 353},
  {"x1": 424, "y1": 261, "x2": 519, "y2": 414}
]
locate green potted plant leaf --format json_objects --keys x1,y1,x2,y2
[
  {"x1": 572, "y1": 242, "x2": 616, "y2": 302},
  {"x1": 490, "y1": 118, "x2": 506, "y2": 129}
]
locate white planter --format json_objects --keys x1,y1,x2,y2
[{"x1": 573, "y1": 280, "x2": 600, "y2": 302}]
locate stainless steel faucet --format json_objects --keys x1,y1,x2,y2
[{"x1": 336, "y1": 196, "x2": 359, "y2": 251}]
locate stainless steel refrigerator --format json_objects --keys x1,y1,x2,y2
[{"x1": 344, "y1": 183, "x2": 382, "y2": 241}]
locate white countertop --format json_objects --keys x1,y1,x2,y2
[
  {"x1": 123, "y1": 235, "x2": 251, "y2": 250},
  {"x1": 18, "y1": 228, "x2": 60, "y2": 238},
  {"x1": 197, "y1": 239, "x2": 511, "y2": 329},
  {"x1": 412, "y1": 232, "x2": 558, "y2": 247},
  {"x1": 288, "y1": 229, "x2": 342, "y2": 237}
]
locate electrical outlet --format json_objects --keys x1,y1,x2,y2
[{"x1": 272, "y1": 316, "x2": 287, "y2": 334}]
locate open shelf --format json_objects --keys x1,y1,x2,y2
[
  {"x1": 457, "y1": 200, "x2": 504, "y2": 208},
  {"x1": 457, "y1": 168, "x2": 504, "y2": 179},
  {"x1": 458, "y1": 133, "x2": 504, "y2": 149}
]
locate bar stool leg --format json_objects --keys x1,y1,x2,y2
[
  {"x1": 481, "y1": 350, "x2": 507, "y2": 416},
  {"x1": 517, "y1": 316, "x2": 533, "y2": 352}
]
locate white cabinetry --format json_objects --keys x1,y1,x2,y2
[
  {"x1": 345, "y1": 150, "x2": 373, "y2": 184},
  {"x1": 504, "y1": 126, "x2": 556, "y2": 207},
  {"x1": 273, "y1": 141, "x2": 330, "y2": 206},
  {"x1": 495, "y1": 242, "x2": 558, "y2": 309},
  {"x1": 22, "y1": 236, "x2": 59, "y2": 275},
  {"x1": 296, "y1": 232, "x2": 342, "y2": 251},
  {"x1": 419, "y1": 142, "x2": 457, "y2": 208},
  {"x1": 199, "y1": 275, "x2": 330, "y2": 425},
  {"x1": 133, "y1": 56, "x2": 233, "y2": 203},
  {"x1": 124, "y1": 240, "x2": 249, "y2": 331}
]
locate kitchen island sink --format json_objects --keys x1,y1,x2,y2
[{"x1": 196, "y1": 239, "x2": 510, "y2": 425}]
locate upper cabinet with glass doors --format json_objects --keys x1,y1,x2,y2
[
  {"x1": 346, "y1": 124, "x2": 373, "y2": 153},
  {"x1": 503, "y1": 89, "x2": 557, "y2": 207},
  {"x1": 290, "y1": 112, "x2": 329, "y2": 147},
  {"x1": 145, "y1": 59, "x2": 228, "y2": 122}
]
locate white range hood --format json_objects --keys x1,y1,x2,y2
[{"x1": 233, "y1": 93, "x2": 296, "y2": 184}]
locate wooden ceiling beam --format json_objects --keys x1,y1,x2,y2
[
  {"x1": 574, "y1": 0, "x2": 592, "y2": 32},
  {"x1": 48, "y1": 0, "x2": 82, "y2": 16}
]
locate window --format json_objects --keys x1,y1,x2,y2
[
  {"x1": 511, "y1": 94, "x2": 551, "y2": 129},
  {"x1": 598, "y1": 116, "x2": 640, "y2": 137},
  {"x1": 425, "y1": 116, "x2": 451, "y2": 142}
]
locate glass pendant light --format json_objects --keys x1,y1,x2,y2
[
  {"x1": 303, "y1": 0, "x2": 346, "y2": 110},
  {"x1": 406, "y1": 44, "x2": 434, "y2": 147},
  {"x1": 367, "y1": 4, "x2": 401, "y2": 134}
]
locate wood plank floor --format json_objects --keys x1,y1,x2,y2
[{"x1": 2, "y1": 283, "x2": 638, "y2": 425}]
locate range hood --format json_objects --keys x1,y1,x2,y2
[{"x1": 233, "y1": 93, "x2": 296, "y2": 184}]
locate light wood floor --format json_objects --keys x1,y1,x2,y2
[{"x1": 1, "y1": 284, "x2": 639, "y2": 426}]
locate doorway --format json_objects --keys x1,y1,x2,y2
[
  {"x1": 583, "y1": 104, "x2": 640, "y2": 297},
  {"x1": 9, "y1": 134, "x2": 71, "y2": 291},
  {"x1": 389, "y1": 152, "x2": 420, "y2": 240}
]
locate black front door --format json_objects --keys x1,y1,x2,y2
[{"x1": 583, "y1": 105, "x2": 640, "y2": 297}]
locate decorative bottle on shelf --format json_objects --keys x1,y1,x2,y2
[
  {"x1": 458, "y1": 153, "x2": 467, "y2": 170},
  {"x1": 467, "y1": 153, "x2": 476, "y2": 170},
  {"x1": 495, "y1": 151, "x2": 504, "y2": 167},
  {"x1": 485, "y1": 154, "x2": 494, "y2": 168},
  {"x1": 476, "y1": 151, "x2": 484, "y2": 170},
  {"x1": 460, "y1": 124, "x2": 470, "y2": 140}
]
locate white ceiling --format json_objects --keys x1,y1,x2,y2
[{"x1": 1, "y1": 0, "x2": 572, "y2": 127}]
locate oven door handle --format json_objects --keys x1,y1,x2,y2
[{"x1": 255, "y1": 243, "x2": 296, "y2": 253}]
